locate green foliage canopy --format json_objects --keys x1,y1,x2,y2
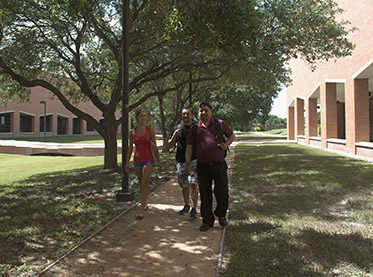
[{"x1": 0, "y1": 0, "x2": 355, "y2": 168}]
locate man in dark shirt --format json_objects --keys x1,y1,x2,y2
[
  {"x1": 168, "y1": 107, "x2": 199, "y2": 218},
  {"x1": 186, "y1": 102, "x2": 236, "y2": 231}
]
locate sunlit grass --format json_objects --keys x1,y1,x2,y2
[
  {"x1": 0, "y1": 154, "x2": 105, "y2": 184},
  {"x1": 0, "y1": 152, "x2": 175, "y2": 276},
  {"x1": 222, "y1": 143, "x2": 373, "y2": 276},
  {"x1": 235, "y1": 131, "x2": 287, "y2": 141}
]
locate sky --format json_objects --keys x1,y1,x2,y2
[{"x1": 270, "y1": 87, "x2": 287, "y2": 119}]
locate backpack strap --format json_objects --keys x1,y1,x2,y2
[
  {"x1": 169, "y1": 124, "x2": 182, "y2": 154},
  {"x1": 214, "y1": 118, "x2": 223, "y2": 143},
  {"x1": 215, "y1": 119, "x2": 230, "y2": 154}
]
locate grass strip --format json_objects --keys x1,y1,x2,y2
[{"x1": 221, "y1": 143, "x2": 373, "y2": 276}]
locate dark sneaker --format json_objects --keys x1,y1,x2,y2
[
  {"x1": 199, "y1": 223, "x2": 210, "y2": 232},
  {"x1": 218, "y1": 216, "x2": 227, "y2": 227},
  {"x1": 189, "y1": 208, "x2": 197, "y2": 219},
  {"x1": 179, "y1": 204, "x2": 190, "y2": 215}
]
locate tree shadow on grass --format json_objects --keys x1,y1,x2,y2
[
  {"x1": 223, "y1": 221, "x2": 373, "y2": 276},
  {"x1": 223, "y1": 144, "x2": 373, "y2": 276},
  {"x1": 231, "y1": 144, "x2": 373, "y2": 221},
  {"x1": 0, "y1": 164, "x2": 170, "y2": 274},
  {"x1": 0, "y1": 166, "x2": 121, "y2": 265}
]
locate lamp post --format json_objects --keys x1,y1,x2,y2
[
  {"x1": 116, "y1": 0, "x2": 134, "y2": 202},
  {"x1": 40, "y1": 101, "x2": 46, "y2": 142}
]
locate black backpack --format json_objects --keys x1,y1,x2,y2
[{"x1": 169, "y1": 123, "x2": 198, "y2": 159}]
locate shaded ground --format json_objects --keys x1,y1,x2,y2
[{"x1": 39, "y1": 149, "x2": 236, "y2": 277}]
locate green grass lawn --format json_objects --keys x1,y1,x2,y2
[
  {"x1": 222, "y1": 143, "x2": 373, "y2": 276},
  {"x1": 0, "y1": 152, "x2": 175, "y2": 276},
  {"x1": 235, "y1": 130, "x2": 287, "y2": 141},
  {"x1": 264, "y1": 128, "x2": 287, "y2": 136}
]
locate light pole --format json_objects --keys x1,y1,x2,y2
[
  {"x1": 40, "y1": 101, "x2": 46, "y2": 142},
  {"x1": 116, "y1": 0, "x2": 134, "y2": 202}
]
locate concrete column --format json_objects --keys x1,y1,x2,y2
[
  {"x1": 287, "y1": 106, "x2": 295, "y2": 140},
  {"x1": 52, "y1": 114, "x2": 58, "y2": 136},
  {"x1": 81, "y1": 119, "x2": 87, "y2": 135},
  {"x1": 320, "y1": 82, "x2": 338, "y2": 148},
  {"x1": 67, "y1": 117, "x2": 73, "y2": 135},
  {"x1": 306, "y1": 98, "x2": 318, "y2": 144},
  {"x1": 13, "y1": 111, "x2": 20, "y2": 136},
  {"x1": 345, "y1": 78, "x2": 370, "y2": 154},
  {"x1": 33, "y1": 116, "x2": 39, "y2": 136},
  {"x1": 295, "y1": 98, "x2": 305, "y2": 138},
  {"x1": 337, "y1": 102, "x2": 346, "y2": 139}
]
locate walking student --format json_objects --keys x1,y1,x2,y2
[
  {"x1": 125, "y1": 108, "x2": 161, "y2": 220},
  {"x1": 168, "y1": 107, "x2": 199, "y2": 219},
  {"x1": 185, "y1": 102, "x2": 235, "y2": 231}
]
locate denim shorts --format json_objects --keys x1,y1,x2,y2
[{"x1": 134, "y1": 160, "x2": 154, "y2": 167}]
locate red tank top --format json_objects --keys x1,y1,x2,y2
[{"x1": 133, "y1": 126, "x2": 153, "y2": 162}]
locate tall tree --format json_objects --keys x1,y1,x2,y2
[
  {"x1": 209, "y1": 84, "x2": 277, "y2": 130},
  {"x1": 0, "y1": 0, "x2": 355, "y2": 168}
]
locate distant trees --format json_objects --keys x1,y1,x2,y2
[{"x1": 265, "y1": 115, "x2": 287, "y2": 129}]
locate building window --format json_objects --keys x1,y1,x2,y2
[
  {"x1": 0, "y1": 113, "x2": 11, "y2": 132},
  {"x1": 57, "y1": 116, "x2": 67, "y2": 135},
  {"x1": 87, "y1": 121, "x2": 94, "y2": 132},
  {"x1": 73, "y1": 118, "x2": 81, "y2": 134},
  {"x1": 40, "y1": 115, "x2": 51, "y2": 132},
  {"x1": 20, "y1": 113, "x2": 33, "y2": 133}
]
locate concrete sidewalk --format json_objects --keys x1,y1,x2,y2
[
  {"x1": 38, "y1": 148, "x2": 237, "y2": 277},
  {"x1": 0, "y1": 139, "x2": 163, "y2": 156},
  {"x1": 39, "y1": 180, "x2": 224, "y2": 277}
]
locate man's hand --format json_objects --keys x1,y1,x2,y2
[
  {"x1": 218, "y1": 142, "x2": 228, "y2": 150},
  {"x1": 185, "y1": 144, "x2": 193, "y2": 174},
  {"x1": 168, "y1": 128, "x2": 182, "y2": 148},
  {"x1": 185, "y1": 163, "x2": 192, "y2": 174}
]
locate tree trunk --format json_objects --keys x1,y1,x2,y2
[
  {"x1": 103, "y1": 118, "x2": 119, "y2": 169},
  {"x1": 158, "y1": 94, "x2": 170, "y2": 153}
]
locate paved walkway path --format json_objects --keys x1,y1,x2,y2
[
  {"x1": 34, "y1": 139, "x2": 293, "y2": 276},
  {"x1": 38, "y1": 146, "x2": 237, "y2": 277}
]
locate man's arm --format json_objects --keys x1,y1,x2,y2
[
  {"x1": 168, "y1": 128, "x2": 181, "y2": 148},
  {"x1": 185, "y1": 144, "x2": 193, "y2": 174},
  {"x1": 218, "y1": 121, "x2": 236, "y2": 150},
  {"x1": 218, "y1": 133, "x2": 235, "y2": 151}
]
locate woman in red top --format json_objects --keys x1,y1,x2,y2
[{"x1": 126, "y1": 108, "x2": 161, "y2": 219}]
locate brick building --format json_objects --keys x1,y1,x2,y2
[
  {"x1": 287, "y1": 0, "x2": 373, "y2": 159},
  {"x1": 0, "y1": 86, "x2": 105, "y2": 138}
]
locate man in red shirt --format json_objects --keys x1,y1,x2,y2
[{"x1": 185, "y1": 102, "x2": 236, "y2": 231}]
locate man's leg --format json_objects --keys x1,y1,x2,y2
[
  {"x1": 188, "y1": 159, "x2": 199, "y2": 218},
  {"x1": 190, "y1": 183, "x2": 198, "y2": 210},
  {"x1": 182, "y1": 186, "x2": 190, "y2": 206},
  {"x1": 177, "y1": 162, "x2": 190, "y2": 215},
  {"x1": 189, "y1": 183, "x2": 198, "y2": 218},
  {"x1": 213, "y1": 161, "x2": 229, "y2": 222},
  {"x1": 197, "y1": 162, "x2": 214, "y2": 227}
]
